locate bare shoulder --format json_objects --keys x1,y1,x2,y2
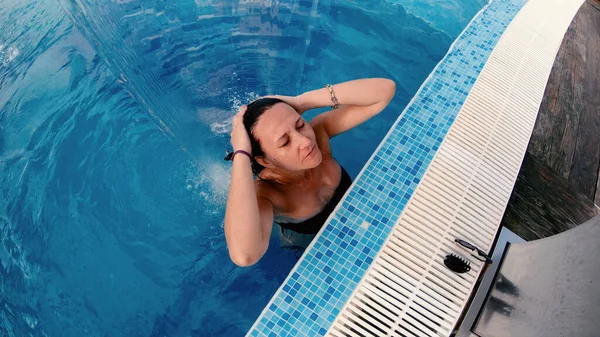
[
  {"x1": 309, "y1": 116, "x2": 327, "y2": 133},
  {"x1": 255, "y1": 179, "x2": 274, "y2": 200},
  {"x1": 255, "y1": 179, "x2": 284, "y2": 212}
]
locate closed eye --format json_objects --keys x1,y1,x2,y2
[
  {"x1": 280, "y1": 137, "x2": 289, "y2": 147},
  {"x1": 279, "y1": 121, "x2": 304, "y2": 147}
]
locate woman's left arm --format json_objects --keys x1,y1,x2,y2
[{"x1": 300, "y1": 78, "x2": 396, "y2": 138}]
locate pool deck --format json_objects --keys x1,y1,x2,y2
[{"x1": 501, "y1": 0, "x2": 600, "y2": 241}]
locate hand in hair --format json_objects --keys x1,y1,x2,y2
[
  {"x1": 230, "y1": 105, "x2": 252, "y2": 154},
  {"x1": 262, "y1": 95, "x2": 306, "y2": 115}
]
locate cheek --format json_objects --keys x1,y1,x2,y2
[
  {"x1": 269, "y1": 148, "x2": 293, "y2": 166},
  {"x1": 280, "y1": 148, "x2": 304, "y2": 167},
  {"x1": 302, "y1": 126, "x2": 316, "y2": 141}
]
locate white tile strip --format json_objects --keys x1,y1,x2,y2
[{"x1": 326, "y1": 0, "x2": 585, "y2": 335}]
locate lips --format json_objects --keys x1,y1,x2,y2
[{"x1": 304, "y1": 145, "x2": 316, "y2": 161}]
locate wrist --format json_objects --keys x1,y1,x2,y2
[
  {"x1": 298, "y1": 87, "x2": 334, "y2": 112},
  {"x1": 295, "y1": 94, "x2": 308, "y2": 114},
  {"x1": 233, "y1": 147, "x2": 252, "y2": 155},
  {"x1": 231, "y1": 149, "x2": 252, "y2": 162}
]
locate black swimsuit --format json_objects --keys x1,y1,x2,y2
[{"x1": 275, "y1": 166, "x2": 352, "y2": 234}]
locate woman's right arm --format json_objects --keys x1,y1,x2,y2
[{"x1": 224, "y1": 106, "x2": 274, "y2": 267}]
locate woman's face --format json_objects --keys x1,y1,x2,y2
[{"x1": 252, "y1": 103, "x2": 322, "y2": 171}]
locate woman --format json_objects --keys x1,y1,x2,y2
[{"x1": 224, "y1": 78, "x2": 395, "y2": 267}]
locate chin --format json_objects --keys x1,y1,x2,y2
[
  {"x1": 298, "y1": 146, "x2": 323, "y2": 169},
  {"x1": 309, "y1": 149, "x2": 323, "y2": 168}
]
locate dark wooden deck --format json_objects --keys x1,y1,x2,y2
[{"x1": 500, "y1": 0, "x2": 600, "y2": 241}]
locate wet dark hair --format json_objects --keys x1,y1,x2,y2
[{"x1": 243, "y1": 97, "x2": 286, "y2": 175}]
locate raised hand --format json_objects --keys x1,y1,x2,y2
[{"x1": 230, "y1": 105, "x2": 252, "y2": 153}]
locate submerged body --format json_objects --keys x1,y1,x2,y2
[{"x1": 274, "y1": 164, "x2": 352, "y2": 235}]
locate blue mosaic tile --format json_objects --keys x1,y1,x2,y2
[{"x1": 246, "y1": 0, "x2": 528, "y2": 336}]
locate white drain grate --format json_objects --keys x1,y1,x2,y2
[{"x1": 327, "y1": 0, "x2": 585, "y2": 335}]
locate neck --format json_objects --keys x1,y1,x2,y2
[{"x1": 259, "y1": 166, "x2": 317, "y2": 185}]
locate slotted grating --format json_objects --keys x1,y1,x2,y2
[{"x1": 327, "y1": 0, "x2": 585, "y2": 335}]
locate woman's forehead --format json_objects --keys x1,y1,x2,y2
[{"x1": 255, "y1": 104, "x2": 300, "y2": 137}]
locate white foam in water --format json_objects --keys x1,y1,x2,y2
[
  {"x1": 22, "y1": 313, "x2": 38, "y2": 329},
  {"x1": 191, "y1": 91, "x2": 260, "y2": 224},
  {"x1": 210, "y1": 120, "x2": 232, "y2": 135},
  {"x1": 202, "y1": 91, "x2": 260, "y2": 135},
  {"x1": 203, "y1": 161, "x2": 231, "y2": 198},
  {"x1": 198, "y1": 107, "x2": 233, "y2": 135},
  {"x1": 0, "y1": 219, "x2": 38, "y2": 280},
  {"x1": 229, "y1": 90, "x2": 260, "y2": 111},
  {"x1": 0, "y1": 44, "x2": 20, "y2": 67},
  {"x1": 186, "y1": 160, "x2": 231, "y2": 217}
]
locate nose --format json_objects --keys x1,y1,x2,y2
[{"x1": 297, "y1": 134, "x2": 312, "y2": 150}]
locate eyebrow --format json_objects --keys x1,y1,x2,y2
[{"x1": 275, "y1": 118, "x2": 303, "y2": 144}]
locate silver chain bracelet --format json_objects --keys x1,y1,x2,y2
[{"x1": 325, "y1": 84, "x2": 340, "y2": 109}]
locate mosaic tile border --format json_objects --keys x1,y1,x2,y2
[{"x1": 247, "y1": 0, "x2": 528, "y2": 335}]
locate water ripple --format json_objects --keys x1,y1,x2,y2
[{"x1": 1, "y1": 0, "x2": 485, "y2": 335}]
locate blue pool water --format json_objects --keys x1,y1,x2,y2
[{"x1": 0, "y1": 0, "x2": 485, "y2": 336}]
